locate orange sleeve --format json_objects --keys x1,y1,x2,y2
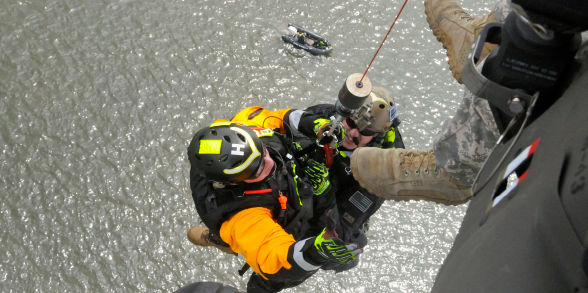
[{"x1": 219, "y1": 207, "x2": 296, "y2": 278}]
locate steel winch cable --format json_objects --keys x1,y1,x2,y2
[{"x1": 359, "y1": 0, "x2": 409, "y2": 86}]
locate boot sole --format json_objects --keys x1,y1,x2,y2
[{"x1": 424, "y1": 0, "x2": 464, "y2": 83}]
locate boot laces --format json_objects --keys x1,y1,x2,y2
[{"x1": 400, "y1": 150, "x2": 439, "y2": 177}]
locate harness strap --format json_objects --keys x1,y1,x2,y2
[
  {"x1": 323, "y1": 144, "x2": 334, "y2": 168},
  {"x1": 238, "y1": 263, "x2": 250, "y2": 276}
]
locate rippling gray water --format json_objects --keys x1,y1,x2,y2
[{"x1": 1, "y1": 0, "x2": 493, "y2": 292}]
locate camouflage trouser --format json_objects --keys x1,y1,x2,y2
[
  {"x1": 433, "y1": 90, "x2": 500, "y2": 186},
  {"x1": 432, "y1": 0, "x2": 510, "y2": 186}
]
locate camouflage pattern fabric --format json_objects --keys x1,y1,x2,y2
[{"x1": 433, "y1": 90, "x2": 499, "y2": 186}]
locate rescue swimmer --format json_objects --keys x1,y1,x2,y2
[{"x1": 283, "y1": 86, "x2": 404, "y2": 270}]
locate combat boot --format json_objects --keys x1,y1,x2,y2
[
  {"x1": 350, "y1": 148, "x2": 472, "y2": 205},
  {"x1": 425, "y1": 0, "x2": 498, "y2": 83},
  {"x1": 187, "y1": 226, "x2": 236, "y2": 255}
]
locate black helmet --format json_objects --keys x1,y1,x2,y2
[{"x1": 189, "y1": 122, "x2": 265, "y2": 182}]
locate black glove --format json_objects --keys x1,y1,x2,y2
[
  {"x1": 303, "y1": 159, "x2": 331, "y2": 195},
  {"x1": 312, "y1": 228, "x2": 362, "y2": 264},
  {"x1": 296, "y1": 209, "x2": 362, "y2": 271},
  {"x1": 312, "y1": 209, "x2": 362, "y2": 264}
]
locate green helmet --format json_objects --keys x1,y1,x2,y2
[
  {"x1": 349, "y1": 86, "x2": 397, "y2": 135},
  {"x1": 189, "y1": 122, "x2": 265, "y2": 182}
]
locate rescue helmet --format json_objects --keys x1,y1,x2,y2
[
  {"x1": 190, "y1": 122, "x2": 265, "y2": 182},
  {"x1": 349, "y1": 86, "x2": 398, "y2": 136}
]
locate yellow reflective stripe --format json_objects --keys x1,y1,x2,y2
[
  {"x1": 223, "y1": 126, "x2": 261, "y2": 175},
  {"x1": 199, "y1": 139, "x2": 222, "y2": 154},
  {"x1": 370, "y1": 92, "x2": 387, "y2": 104},
  {"x1": 211, "y1": 121, "x2": 232, "y2": 127}
]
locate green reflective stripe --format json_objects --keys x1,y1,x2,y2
[
  {"x1": 314, "y1": 229, "x2": 329, "y2": 251},
  {"x1": 385, "y1": 127, "x2": 396, "y2": 142},
  {"x1": 198, "y1": 139, "x2": 222, "y2": 154},
  {"x1": 313, "y1": 179, "x2": 330, "y2": 195},
  {"x1": 291, "y1": 163, "x2": 303, "y2": 206},
  {"x1": 292, "y1": 141, "x2": 303, "y2": 152},
  {"x1": 313, "y1": 230, "x2": 356, "y2": 262},
  {"x1": 223, "y1": 126, "x2": 261, "y2": 175},
  {"x1": 210, "y1": 121, "x2": 231, "y2": 127}
]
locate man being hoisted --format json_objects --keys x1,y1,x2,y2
[{"x1": 187, "y1": 122, "x2": 361, "y2": 292}]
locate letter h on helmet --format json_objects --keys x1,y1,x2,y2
[{"x1": 191, "y1": 122, "x2": 265, "y2": 183}]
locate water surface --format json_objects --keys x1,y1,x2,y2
[{"x1": 0, "y1": 0, "x2": 493, "y2": 291}]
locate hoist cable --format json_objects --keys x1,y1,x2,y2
[{"x1": 359, "y1": 0, "x2": 409, "y2": 85}]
